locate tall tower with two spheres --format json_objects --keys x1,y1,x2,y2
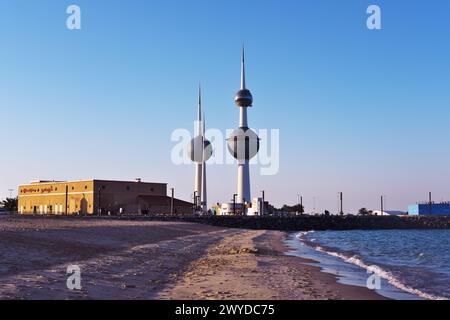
[{"x1": 227, "y1": 48, "x2": 260, "y2": 208}]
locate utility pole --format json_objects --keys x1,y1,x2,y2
[
  {"x1": 339, "y1": 192, "x2": 344, "y2": 215},
  {"x1": 233, "y1": 194, "x2": 237, "y2": 216},
  {"x1": 300, "y1": 195, "x2": 303, "y2": 215},
  {"x1": 381, "y1": 195, "x2": 384, "y2": 216},
  {"x1": 170, "y1": 188, "x2": 174, "y2": 215},
  {"x1": 193, "y1": 191, "x2": 197, "y2": 213},
  {"x1": 313, "y1": 196, "x2": 316, "y2": 215},
  {"x1": 66, "y1": 185, "x2": 69, "y2": 216},
  {"x1": 197, "y1": 195, "x2": 201, "y2": 213},
  {"x1": 297, "y1": 194, "x2": 303, "y2": 215},
  {"x1": 429, "y1": 192, "x2": 432, "y2": 215},
  {"x1": 261, "y1": 190, "x2": 265, "y2": 216}
]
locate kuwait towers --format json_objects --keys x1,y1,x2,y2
[
  {"x1": 227, "y1": 48, "x2": 260, "y2": 209},
  {"x1": 189, "y1": 87, "x2": 212, "y2": 212}
]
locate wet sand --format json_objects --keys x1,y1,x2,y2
[{"x1": 0, "y1": 217, "x2": 385, "y2": 300}]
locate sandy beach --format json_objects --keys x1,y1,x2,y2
[{"x1": 0, "y1": 216, "x2": 384, "y2": 300}]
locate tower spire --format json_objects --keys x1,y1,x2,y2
[
  {"x1": 197, "y1": 84, "x2": 202, "y2": 136},
  {"x1": 241, "y1": 45, "x2": 246, "y2": 90},
  {"x1": 202, "y1": 112, "x2": 206, "y2": 140}
]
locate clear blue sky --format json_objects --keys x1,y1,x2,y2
[{"x1": 1, "y1": 0, "x2": 450, "y2": 213}]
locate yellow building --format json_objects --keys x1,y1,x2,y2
[{"x1": 18, "y1": 179, "x2": 193, "y2": 215}]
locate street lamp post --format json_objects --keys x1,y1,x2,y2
[
  {"x1": 233, "y1": 194, "x2": 237, "y2": 216},
  {"x1": 197, "y1": 195, "x2": 201, "y2": 213},
  {"x1": 339, "y1": 192, "x2": 344, "y2": 215},
  {"x1": 170, "y1": 188, "x2": 174, "y2": 215},
  {"x1": 97, "y1": 187, "x2": 102, "y2": 216},
  {"x1": 261, "y1": 190, "x2": 265, "y2": 216},
  {"x1": 429, "y1": 192, "x2": 432, "y2": 215},
  {"x1": 301, "y1": 196, "x2": 303, "y2": 214},
  {"x1": 297, "y1": 194, "x2": 303, "y2": 215},
  {"x1": 313, "y1": 196, "x2": 316, "y2": 215},
  {"x1": 193, "y1": 191, "x2": 197, "y2": 214}
]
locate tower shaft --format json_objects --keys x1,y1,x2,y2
[
  {"x1": 237, "y1": 162, "x2": 251, "y2": 204},
  {"x1": 238, "y1": 107, "x2": 249, "y2": 205},
  {"x1": 195, "y1": 162, "x2": 202, "y2": 207},
  {"x1": 201, "y1": 113, "x2": 207, "y2": 211},
  {"x1": 239, "y1": 107, "x2": 248, "y2": 128},
  {"x1": 201, "y1": 158, "x2": 207, "y2": 210},
  {"x1": 194, "y1": 86, "x2": 203, "y2": 210}
]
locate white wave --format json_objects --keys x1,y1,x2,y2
[
  {"x1": 296, "y1": 231, "x2": 315, "y2": 240},
  {"x1": 296, "y1": 232, "x2": 448, "y2": 301}
]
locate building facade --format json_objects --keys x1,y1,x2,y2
[
  {"x1": 371, "y1": 210, "x2": 407, "y2": 216},
  {"x1": 18, "y1": 180, "x2": 192, "y2": 215},
  {"x1": 408, "y1": 203, "x2": 450, "y2": 216}
]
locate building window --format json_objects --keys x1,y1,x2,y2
[
  {"x1": 72, "y1": 186, "x2": 75, "y2": 190},
  {"x1": 55, "y1": 188, "x2": 58, "y2": 191},
  {"x1": 102, "y1": 185, "x2": 106, "y2": 190},
  {"x1": 85, "y1": 186, "x2": 88, "y2": 189},
  {"x1": 151, "y1": 188, "x2": 154, "y2": 192},
  {"x1": 126, "y1": 186, "x2": 130, "y2": 191}
]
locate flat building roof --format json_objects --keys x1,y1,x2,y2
[{"x1": 20, "y1": 179, "x2": 167, "y2": 187}]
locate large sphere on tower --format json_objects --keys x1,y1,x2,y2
[
  {"x1": 227, "y1": 128, "x2": 260, "y2": 160},
  {"x1": 234, "y1": 89, "x2": 253, "y2": 107},
  {"x1": 188, "y1": 136, "x2": 213, "y2": 162}
]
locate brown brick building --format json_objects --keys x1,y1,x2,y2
[{"x1": 18, "y1": 179, "x2": 193, "y2": 215}]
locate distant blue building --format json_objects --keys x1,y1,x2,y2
[{"x1": 408, "y1": 203, "x2": 450, "y2": 216}]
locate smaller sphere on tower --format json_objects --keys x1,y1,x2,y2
[
  {"x1": 234, "y1": 89, "x2": 253, "y2": 107},
  {"x1": 188, "y1": 136, "x2": 213, "y2": 163}
]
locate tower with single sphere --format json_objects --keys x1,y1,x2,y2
[
  {"x1": 188, "y1": 87, "x2": 212, "y2": 212},
  {"x1": 227, "y1": 48, "x2": 260, "y2": 208}
]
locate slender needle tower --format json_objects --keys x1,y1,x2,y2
[
  {"x1": 201, "y1": 113, "x2": 207, "y2": 211},
  {"x1": 194, "y1": 87, "x2": 203, "y2": 208},
  {"x1": 227, "y1": 47, "x2": 260, "y2": 209}
]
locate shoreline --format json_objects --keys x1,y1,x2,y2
[
  {"x1": 289, "y1": 230, "x2": 446, "y2": 300},
  {"x1": 0, "y1": 217, "x2": 386, "y2": 300},
  {"x1": 253, "y1": 230, "x2": 387, "y2": 300},
  {"x1": 157, "y1": 228, "x2": 387, "y2": 300}
]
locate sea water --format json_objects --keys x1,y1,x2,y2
[{"x1": 286, "y1": 230, "x2": 450, "y2": 300}]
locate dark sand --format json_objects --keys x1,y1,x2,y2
[{"x1": 0, "y1": 217, "x2": 385, "y2": 300}]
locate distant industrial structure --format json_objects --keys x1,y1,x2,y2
[
  {"x1": 408, "y1": 203, "x2": 450, "y2": 216},
  {"x1": 371, "y1": 210, "x2": 407, "y2": 216},
  {"x1": 18, "y1": 179, "x2": 192, "y2": 215},
  {"x1": 218, "y1": 197, "x2": 266, "y2": 216}
]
